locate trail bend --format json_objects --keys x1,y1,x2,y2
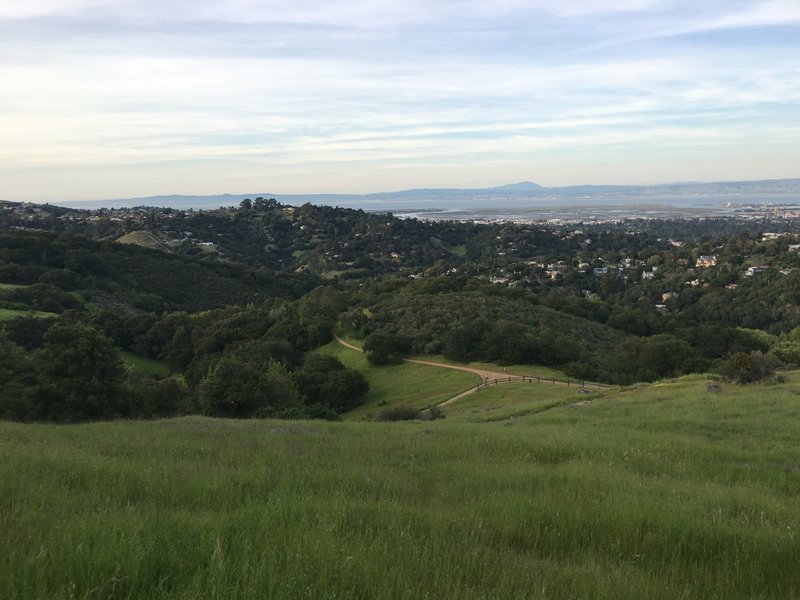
[{"x1": 332, "y1": 335, "x2": 601, "y2": 407}]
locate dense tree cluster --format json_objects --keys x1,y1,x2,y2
[
  {"x1": 0, "y1": 231, "x2": 318, "y2": 313},
  {"x1": 0, "y1": 288, "x2": 367, "y2": 423},
  {"x1": 0, "y1": 322, "x2": 188, "y2": 422}
]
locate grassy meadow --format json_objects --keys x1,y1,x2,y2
[
  {"x1": 0, "y1": 307, "x2": 57, "y2": 320},
  {"x1": 443, "y1": 380, "x2": 593, "y2": 422},
  {"x1": 3, "y1": 374, "x2": 800, "y2": 599},
  {"x1": 314, "y1": 340, "x2": 479, "y2": 419}
]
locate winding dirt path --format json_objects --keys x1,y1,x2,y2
[
  {"x1": 335, "y1": 335, "x2": 508, "y2": 379},
  {"x1": 333, "y1": 335, "x2": 601, "y2": 406}
]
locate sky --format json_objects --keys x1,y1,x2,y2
[{"x1": 1, "y1": 0, "x2": 799, "y2": 202}]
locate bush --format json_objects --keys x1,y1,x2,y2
[
  {"x1": 363, "y1": 332, "x2": 411, "y2": 366},
  {"x1": 770, "y1": 341, "x2": 800, "y2": 366},
  {"x1": 294, "y1": 354, "x2": 369, "y2": 413},
  {"x1": 720, "y1": 351, "x2": 780, "y2": 384},
  {"x1": 198, "y1": 358, "x2": 301, "y2": 418},
  {"x1": 419, "y1": 406, "x2": 445, "y2": 421},
  {"x1": 375, "y1": 404, "x2": 420, "y2": 421}
]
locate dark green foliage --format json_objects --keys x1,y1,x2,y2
[
  {"x1": 0, "y1": 283, "x2": 82, "y2": 313},
  {"x1": 354, "y1": 282, "x2": 625, "y2": 371},
  {"x1": 33, "y1": 322, "x2": 126, "y2": 422},
  {"x1": 770, "y1": 340, "x2": 800, "y2": 365},
  {"x1": 720, "y1": 351, "x2": 780, "y2": 384},
  {"x1": 0, "y1": 231, "x2": 319, "y2": 313},
  {"x1": 198, "y1": 358, "x2": 302, "y2": 418},
  {"x1": 198, "y1": 356, "x2": 302, "y2": 419},
  {"x1": 375, "y1": 403, "x2": 420, "y2": 421},
  {"x1": 0, "y1": 319, "x2": 190, "y2": 422},
  {"x1": 125, "y1": 375, "x2": 190, "y2": 418},
  {"x1": 363, "y1": 332, "x2": 412, "y2": 366},
  {"x1": 419, "y1": 405, "x2": 445, "y2": 421},
  {"x1": 267, "y1": 287, "x2": 345, "y2": 351},
  {"x1": 676, "y1": 325, "x2": 769, "y2": 359},
  {"x1": 5, "y1": 199, "x2": 800, "y2": 406},
  {"x1": 444, "y1": 320, "x2": 488, "y2": 362},
  {"x1": 1, "y1": 315, "x2": 56, "y2": 349},
  {"x1": 769, "y1": 327, "x2": 800, "y2": 366},
  {"x1": 604, "y1": 335, "x2": 704, "y2": 385},
  {"x1": 294, "y1": 354, "x2": 369, "y2": 413},
  {"x1": 561, "y1": 361, "x2": 602, "y2": 382},
  {"x1": 0, "y1": 332, "x2": 34, "y2": 420}
]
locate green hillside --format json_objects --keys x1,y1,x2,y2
[
  {"x1": 2, "y1": 375, "x2": 799, "y2": 599},
  {"x1": 0, "y1": 231, "x2": 318, "y2": 313},
  {"x1": 313, "y1": 340, "x2": 479, "y2": 419}
]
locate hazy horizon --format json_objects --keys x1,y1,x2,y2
[{"x1": 2, "y1": 1, "x2": 799, "y2": 202}]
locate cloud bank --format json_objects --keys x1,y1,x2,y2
[{"x1": 1, "y1": 0, "x2": 798, "y2": 200}]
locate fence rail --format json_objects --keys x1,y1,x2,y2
[{"x1": 474, "y1": 375, "x2": 609, "y2": 391}]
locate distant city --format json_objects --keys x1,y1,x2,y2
[{"x1": 22, "y1": 177, "x2": 798, "y2": 224}]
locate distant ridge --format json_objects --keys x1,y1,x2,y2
[
  {"x1": 44, "y1": 177, "x2": 800, "y2": 210},
  {"x1": 489, "y1": 181, "x2": 547, "y2": 192}
]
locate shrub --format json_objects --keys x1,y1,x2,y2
[
  {"x1": 375, "y1": 404, "x2": 420, "y2": 421},
  {"x1": 720, "y1": 351, "x2": 780, "y2": 384},
  {"x1": 419, "y1": 406, "x2": 445, "y2": 421},
  {"x1": 294, "y1": 354, "x2": 369, "y2": 413},
  {"x1": 770, "y1": 341, "x2": 800, "y2": 366},
  {"x1": 198, "y1": 358, "x2": 301, "y2": 418},
  {"x1": 363, "y1": 332, "x2": 411, "y2": 366}
]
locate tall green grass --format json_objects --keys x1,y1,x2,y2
[
  {"x1": 2, "y1": 375, "x2": 800, "y2": 598},
  {"x1": 443, "y1": 380, "x2": 591, "y2": 422},
  {"x1": 119, "y1": 350, "x2": 172, "y2": 377}
]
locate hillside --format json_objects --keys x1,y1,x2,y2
[
  {"x1": 3, "y1": 374, "x2": 799, "y2": 599},
  {"x1": 0, "y1": 231, "x2": 318, "y2": 312}
]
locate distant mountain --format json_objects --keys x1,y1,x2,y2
[
  {"x1": 48, "y1": 178, "x2": 800, "y2": 210},
  {"x1": 489, "y1": 181, "x2": 547, "y2": 192}
]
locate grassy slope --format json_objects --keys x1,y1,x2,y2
[
  {"x1": 443, "y1": 380, "x2": 593, "y2": 422},
  {"x1": 419, "y1": 354, "x2": 569, "y2": 379},
  {"x1": 119, "y1": 350, "x2": 172, "y2": 377},
  {"x1": 2, "y1": 375, "x2": 800, "y2": 599},
  {"x1": 0, "y1": 307, "x2": 57, "y2": 320},
  {"x1": 314, "y1": 340, "x2": 478, "y2": 419}
]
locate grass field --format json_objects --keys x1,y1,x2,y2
[
  {"x1": 2, "y1": 374, "x2": 800, "y2": 599},
  {"x1": 314, "y1": 340, "x2": 478, "y2": 419},
  {"x1": 443, "y1": 380, "x2": 594, "y2": 422},
  {"x1": 420, "y1": 354, "x2": 569, "y2": 379},
  {"x1": 119, "y1": 350, "x2": 172, "y2": 377},
  {"x1": 0, "y1": 307, "x2": 57, "y2": 320}
]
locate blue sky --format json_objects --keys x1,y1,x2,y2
[{"x1": 2, "y1": 0, "x2": 799, "y2": 201}]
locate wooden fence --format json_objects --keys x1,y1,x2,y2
[{"x1": 474, "y1": 375, "x2": 608, "y2": 391}]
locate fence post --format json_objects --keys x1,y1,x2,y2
[{"x1": 567, "y1": 379, "x2": 570, "y2": 387}]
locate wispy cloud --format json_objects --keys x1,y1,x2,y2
[{"x1": 1, "y1": 1, "x2": 798, "y2": 200}]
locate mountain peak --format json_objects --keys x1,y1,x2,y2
[{"x1": 489, "y1": 181, "x2": 546, "y2": 191}]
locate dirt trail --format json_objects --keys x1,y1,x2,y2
[
  {"x1": 334, "y1": 335, "x2": 507, "y2": 379},
  {"x1": 333, "y1": 335, "x2": 599, "y2": 407}
]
